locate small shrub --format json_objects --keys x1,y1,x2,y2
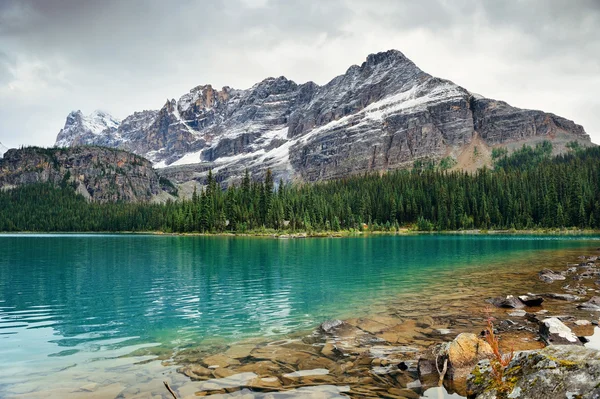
[{"x1": 484, "y1": 314, "x2": 514, "y2": 393}]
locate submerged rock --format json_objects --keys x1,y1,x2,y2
[
  {"x1": 578, "y1": 296, "x2": 600, "y2": 311},
  {"x1": 542, "y1": 292, "x2": 581, "y2": 301},
  {"x1": 467, "y1": 345, "x2": 600, "y2": 399},
  {"x1": 486, "y1": 295, "x2": 525, "y2": 309},
  {"x1": 539, "y1": 317, "x2": 582, "y2": 346},
  {"x1": 538, "y1": 269, "x2": 566, "y2": 283},
  {"x1": 319, "y1": 319, "x2": 345, "y2": 334}
]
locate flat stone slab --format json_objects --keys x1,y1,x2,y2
[{"x1": 283, "y1": 368, "x2": 329, "y2": 378}]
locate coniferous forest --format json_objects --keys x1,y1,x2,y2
[{"x1": 1, "y1": 142, "x2": 599, "y2": 233}]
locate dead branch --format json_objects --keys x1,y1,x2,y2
[{"x1": 163, "y1": 381, "x2": 178, "y2": 399}]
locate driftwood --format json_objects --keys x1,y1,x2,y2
[
  {"x1": 163, "y1": 381, "x2": 178, "y2": 399},
  {"x1": 435, "y1": 355, "x2": 448, "y2": 385}
]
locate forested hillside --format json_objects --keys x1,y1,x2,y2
[{"x1": 0, "y1": 142, "x2": 599, "y2": 233}]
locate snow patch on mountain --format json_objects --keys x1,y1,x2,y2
[{"x1": 0, "y1": 142, "x2": 8, "y2": 158}]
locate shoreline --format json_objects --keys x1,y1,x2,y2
[{"x1": 2, "y1": 228, "x2": 600, "y2": 238}]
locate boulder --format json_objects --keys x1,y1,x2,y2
[
  {"x1": 446, "y1": 333, "x2": 494, "y2": 372},
  {"x1": 538, "y1": 269, "x2": 566, "y2": 283},
  {"x1": 578, "y1": 296, "x2": 600, "y2": 311},
  {"x1": 539, "y1": 317, "x2": 582, "y2": 346},
  {"x1": 418, "y1": 333, "x2": 493, "y2": 379},
  {"x1": 468, "y1": 345, "x2": 600, "y2": 398},
  {"x1": 486, "y1": 295, "x2": 525, "y2": 309}
]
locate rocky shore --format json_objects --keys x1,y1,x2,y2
[{"x1": 162, "y1": 251, "x2": 600, "y2": 399}]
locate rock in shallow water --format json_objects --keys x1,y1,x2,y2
[
  {"x1": 418, "y1": 333, "x2": 493, "y2": 380},
  {"x1": 578, "y1": 296, "x2": 600, "y2": 311},
  {"x1": 539, "y1": 317, "x2": 582, "y2": 346},
  {"x1": 486, "y1": 295, "x2": 525, "y2": 309},
  {"x1": 542, "y1": 292, "x2": 581, "y2": 301},
  {"x1": 517, "y1": 295, "x2": 543, "y2": 307},
  {"x1": 319, "y1": 320, "x2": 344, "y2": 334},
  {"x1": 538, "y1": 269, "x2": 566, "y2": 283}
]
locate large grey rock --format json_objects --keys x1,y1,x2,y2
[
  {"x1": 467, "y1": 345, "x2": 600, "y2": 399},
  {"x1": 54, "y1": 49, "x2": 591, "y2": 186}
]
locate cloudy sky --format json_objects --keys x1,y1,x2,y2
[{"x1": 1, "y1": 0, "x2": 599, "y2": 149}]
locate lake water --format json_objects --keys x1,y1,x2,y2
[{"x1": 1, "y1": 234, "x2": 599, "y2": 398}]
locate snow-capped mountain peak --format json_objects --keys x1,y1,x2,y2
[
  {"x1": 56, "y1": 110, "x2": 121, "y2": 147},
  {"x1": 54, "y1": 49, "x2": 590, "y2": 185}
]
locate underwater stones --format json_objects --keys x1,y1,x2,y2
[
  {"x1": 224, "y1": 344, "x2": 255, "y2": 359},
  {"x1": 542, "y1": 292, "x2": 581, "y2": 301},
  {"x1": 319, "y1": 319, "x2": 344, "y2": 334},
  {"x1": 578, "y1": 296, "x2": 600, "y2": 311},
  {"x1": 320, "y1": 342, "x2": 338, "y2": 359},
  {"x1": 212, "y1": 367, "x2": 237, "y2": 378},
  {"x1": 195, "y1": 372, "x2": 258, "y2": 392},
  {"x1": 235, "y1": 360, "x2": 281, "y2": 376},
  {"x1": 298, "y1": 356, "x2": 342, "y2": 375},
  {"x1": 248, "y1": 375, "x2": 282, "y2": 389},
  {"x1": 508, "y1": 310, "x2": 527, "y2": 317},
  {"x1": 249, "y1": 346, "x2": 311, "y2": 366},
  {"x1": 538, "y1": 268, "x2": 566, "y2": 283},
  {"x1": 201, "y1": 354, "x2": 240, "y2": 368},
  {"x1": 486, "y1": 295, "x2": 525, "y2": 309},
  {"x1": 178, "y1": 364, "x2": 213, "y2": 380}
]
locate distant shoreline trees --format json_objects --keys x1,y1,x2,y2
[{"x1": 1, "y1": 142, "x2": 599, "y2": 233}]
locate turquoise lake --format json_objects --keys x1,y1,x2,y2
[{"x1": 1, "y1": 234, "x2": 599, "y2": 398}]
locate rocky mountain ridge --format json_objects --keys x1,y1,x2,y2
[
  {"x1": 0, "y1": 146, "x2": 176, "y2": 202},
  {"x1": 55, "y1": 50, "x2": 591, "y2": 184}
]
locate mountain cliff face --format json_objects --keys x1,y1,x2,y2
[
  {"x1": 0, "y1": 147, "x2": 176, "y2": 202},
  {"x1": 55, "y1": 50, "x2": 591, "y2": 184}
]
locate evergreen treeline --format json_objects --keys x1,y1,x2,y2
[{"x1": 1, "y1": 142, "x2": 599, "y2": 233}]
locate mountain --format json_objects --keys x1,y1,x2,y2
[
  {"x1": 0, "y1": 147, "x2": 177, "y2": 203},
  {"x1": 55, "y1": 110, "x2": 121, "y2": 148},
  {"x1": 0, "y1": 142, "x2": 8, "y2": 158},
  {"x1": 55, "y1": 50, "x2": 591, "y2": 184}
]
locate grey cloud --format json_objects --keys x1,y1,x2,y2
[{"x1": 0, "y1": 0, "x2": 598, "y2": 149}]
